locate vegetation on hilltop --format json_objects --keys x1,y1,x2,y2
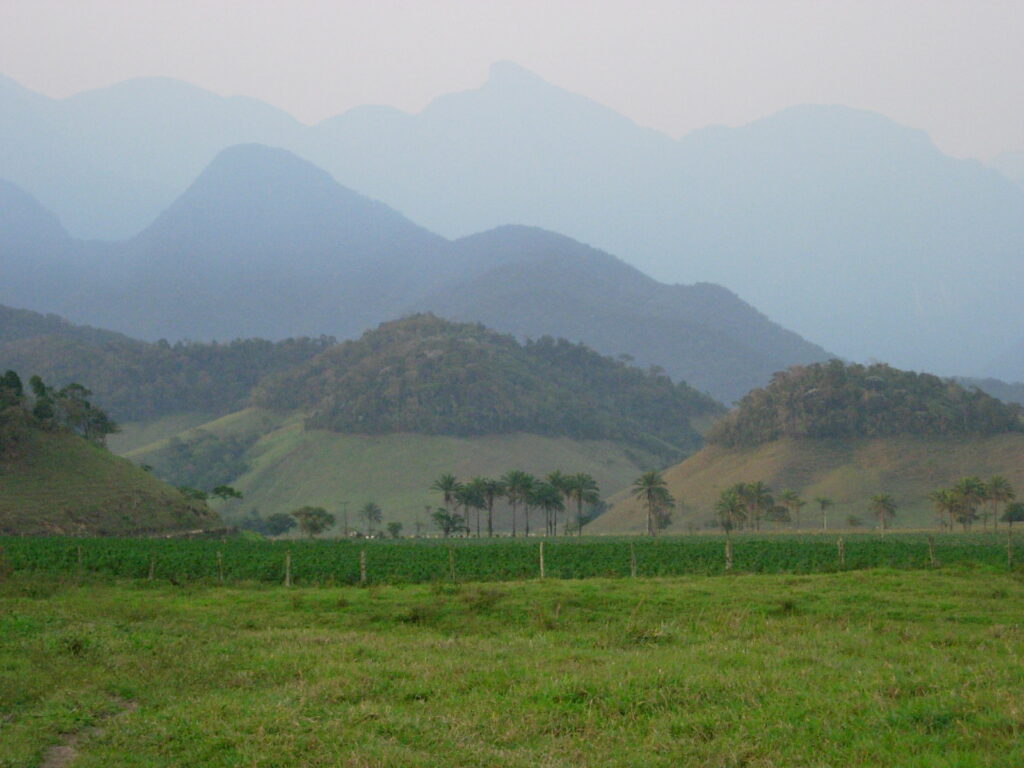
[
  {"x1": 253, "y1": 315, "x2": 723, "y2": 462},
  {"x1": 0, "y1": 304, "x2": 333, "y2": 420},
  {"x1": 707, "y1": 359, "x2": 1022, "y2": 448}
]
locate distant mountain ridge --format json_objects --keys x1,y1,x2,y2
[
  {"x1": 2, "y1": 65, "x2": 1022, "y2": 375},
  {"x1": 0, "y1": 146, "x2": 831, "y2": 404}
]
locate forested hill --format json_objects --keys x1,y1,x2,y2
[
  {"x1": 253, "y1": 315, "x2": 724, "y2": 461},
  {"x1": 707, "y1": 360, "x2": 1024, "y2": 448},
  {"x1": 0, "y1": 304, "x2": 333, "y2": 421}
]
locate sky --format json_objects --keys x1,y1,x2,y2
[{"x1": 1, "y1": 0, "x2": 1022, "y2": 160}]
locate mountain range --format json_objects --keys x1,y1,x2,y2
[
  {"x1": 3, "y1": 64, "x2": 1024, "y2": 376},
  {"x1": 0, "y1": 144, "x2": 830, "y2": 404}
]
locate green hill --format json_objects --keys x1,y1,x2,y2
[
  {"x1": 253, "y1": 314, "x2": 722, "y2": 462},
  {"x1": 597, "y1": 361, "x2": 1024, "y2": 533},
  {"x1": 0, "y1": 370, "x2": 218, "y2": 535},
  {"x1": 127, "y1": 408, "x2": 662, "y2": 533}
]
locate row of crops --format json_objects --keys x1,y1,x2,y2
[{"x1": 0, "y1": 533, "x2": 1019, "y2": 585}]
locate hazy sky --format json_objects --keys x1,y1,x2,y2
[{"x1": 2, "y1": 0, "x2": 1022, "y2": 160}]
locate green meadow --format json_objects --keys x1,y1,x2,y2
[{"x1": 2, "y1": 568, "x2": 1023, "y2": 767}]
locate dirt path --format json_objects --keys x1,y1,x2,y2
[{"x1": 39, "y1": 700, "x2": 138, "y2": 768}]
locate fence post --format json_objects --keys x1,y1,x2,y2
[
  {"x1": 539, "y1": 542, "x2": 545, "y2": 579},
  {"x1": 837, "y1": 537, "x2": 845, "y2": 568},
  {"x1": 360, "y1": 549, "x2": 367, "y2": 585},
  {"x1": 448, "y1": 547, "x2": 455, "y2": 582},
  {"x1": 1009, "y1": 529, "x2": 1014, "y2": 571},
  {"x1": 284, "y1": 550, "x2": 292, "y2": 588},
  {"x1": 148, "y1": 555, "x2": 155, "y2": 581},
  {"x1": 725, "y1": 538, "x2": 733, "y2": 572},
  {"x1": 217, "y1": 550, "x2": 224, "y2": 584},
  {"x1": 927, "y1": 536, "x2": 936, "y2": 567},
  {"x1": 77, "y1": 545, "x2": 83, "y2": 578},
  {"x1": 630, "y1": 542, "x2": 637, "y2": 579}
]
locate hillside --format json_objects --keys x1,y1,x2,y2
[
  {"x1": 594, "y1": 434, "x2": 1024, "y2": 534},
  {"x1": 127, "y1": 408, "x2": 658, "y2": 533},
  {"x1": 596, "y1": 361, "x2": 1024, "y2": 533},
  {"x1": 414, "y1": 226, "x2": 829, "y2": 402},
  {"x1": 0, "y1": 372, "x2": 218, "y2": 535},
  {"x1": 252, "y1": 314, "x2": 722, "y2": 460}
]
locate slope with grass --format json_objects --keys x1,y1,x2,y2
[
  {"x1": 128, "y1": 408, "x2": 662, "y2": 533},
  {"x1": 597, "y1": 432, "x2": 1024, "y2": 533},
  {"x1": 0, "y1": 429, "x2": 217, "y2": 535},
  {"x1": 597, "y1": 360, "x2": 1024, "y2": 533}
]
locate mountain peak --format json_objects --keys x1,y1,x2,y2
[{"x1": 486, "y1": 61, "x2": 550, "y2": 89}]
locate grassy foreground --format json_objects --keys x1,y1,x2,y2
[{"x1": 2, "y1": 571, "x2": 1023, "y2": 767}]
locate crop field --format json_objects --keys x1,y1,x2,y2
[
  {"x1": 1, "y1": 569, "x2": 1023, "y2": 767},
  {"x1": 1, "y1": 532, "x2": 1019, "y2": 585}
]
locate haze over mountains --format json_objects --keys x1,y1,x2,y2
[
  {"x1": 0, "y1": 145, "x2": 830, "y2": 404},
  {"x1": 3, "y1": 63, "x2": 1024, "y2": 378}
]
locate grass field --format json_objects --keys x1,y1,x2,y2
[{"x1": 1, "y1": 569, "x2": 1022, "y2": 766}]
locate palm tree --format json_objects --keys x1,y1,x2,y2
[
  {"x1": 458, "y1": 479, "x2": 487, "y2": 537},
  {"x1": 565, "y1": 473, "x2": 599, "y2": 537},
  {"x1": 480, "y1": 477, "x2": 505, "y2": 537},
  {"x1": 529, "y1": 482, "x2": 565, "y2": 537},
  {"x1": 815, "y1": 496, "x2": 833, "y2": 531},
  {"x1": 545, "y1": 470, "x2": 569, "y2": 535},
  {"x1": 501, "y1": 470, "x2": 534, "y2": 537},
  {"x1": 952, "y1": 476, "x2": 986, "y2": 531},
  {"x1": 1002, "y1": 501, "x2": 1024, "y2": 529},
  {"x1": 868, "y1": 493, "x2": 897, "y2": 534},
  {"x1": 715, "y1": 487, "x2": 745, "y2": 535},
  {"x1": 985, "y1": 476, "x2": 1015, "y2": 531},
  {"x1": 738, "y1": 481, "x2": 773, "y2": 531},
  {"x1": 430, "y1": 473, "x2": 462, "y2": 517},
  {"x1": 632, "y1": 471, "x2": 674, "y2": 536},
  {"x1": 359, "y1": 501, "x2": 382, "y2": 536}
]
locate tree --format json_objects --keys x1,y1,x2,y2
[
  {"x1": 457, "y1": 480, "x2": 486, "y2": 537},
  {"x1": 290, "y1": 506, "x2": 335, "y2": 538},
  {"x1": 263, "y1": 512, "x2": 297, "y2": 536},
  {"x1": 565, "y1": 473, "x2": 599, "y2": 537},
  {"x1": 715, "y1": 487, "x2": 746, "y2": 534},
  {"x1": 211, "y1": 485, "x2": 243, "y2": 501},
  {"x1": 431, "y1": 507, "x2": 465, "y2": 538},
  {"x1": 738, "y1": 481, "x2": 773, "y2": 531},
  {"x1": 501, "y1": 470, "x2": 534, "y2": 537},
  {"x1": 765, "y1": 504, "x2": 791, "y2": 528},
  {"x1": 815, "y1": 496, "x2": 834, "y2": 531},
  {"x1": 632, "y1": 471, "x2": 674, "y2": 536},
  {"x1": 951, "y1": 476, "x2": 986, "y2": 531},
  {"x1": 1001, "y1": 501, "x2": 1024, "y2": 529},
  {"x1": 386, "y1": 521, "x2": 403, "y2": 539},
  {"x1": 431, "y1": 473, "x2": 463, "y2": 516},
  {"x1": 359, "y1": 502, "x2": 382, "y2": 536},
  {"x1": 985, "y1": 476, "x2": 1015, "y2": 531},
  {"x1": 479, "y1": 478, "x2": 505, "y2": 538},
  {"x1": 868, "y1": 493, "x2": 897, "y2": 534},
  {"x1": 529, "y1": 482, "x2": 565, "y2": 537}
]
